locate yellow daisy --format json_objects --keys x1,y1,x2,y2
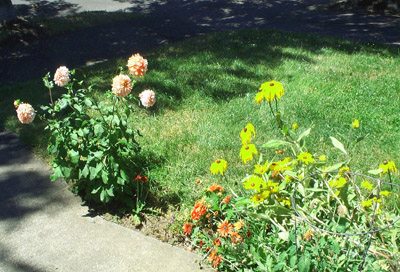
[
  {"x1": 240, "y1": 144, "x2": 258, "y2": 164},
  {"x1": 240, "y1": 123, "x2": 255, "y2": 145},
  {"x1": 210, "y1": 159, "x2": 228, "y2": 175}
]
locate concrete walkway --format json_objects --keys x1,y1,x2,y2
[{"x1": 0, "y1": 127, "x2": 207, "y2": 272}]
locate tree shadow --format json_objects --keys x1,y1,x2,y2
[{"x1": 14, "y1": 0, "x2": 80, "y2": 18}]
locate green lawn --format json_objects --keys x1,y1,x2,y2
[{"x1": 2, "y1": 29, "x2": 399, "y2": 208}]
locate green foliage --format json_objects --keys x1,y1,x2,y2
[
  {"x1": 41, "y1": 71, "x2": 147, "y2": 211},
  {"x1": 183, "y1": 81, "x2": 400, "y2": 271}
]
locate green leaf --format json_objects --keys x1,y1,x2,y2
[
  {"x1": 74, "y1": 104, "x2": 83, "y2": 112},
  {"x1": 62, "y1": 167, "x2": 71, "y2": 178},
  {"x1": 90, "y1": 163, "x2": 103, "y2": 180},
  {"x1": 81, "y1": 164, "x2": 89, "y2": 178},
  {"x1": 120, "y1": 169, "x2": 129, "y2": 182},
  {"x1": 84, "y1": 98, "x2": 93, "y2": 107},
  {"x1": 42, "y1": 72, "x2": 54, "y2": 89},
  {"x1": 117, "y1": 177, "x2": 125, "y2": 185},
  {"x1": 91, "y1": 186, "x2": 101, "y2": 194},
  {"x1": 94, "y1": 124, "x2": 104, "y2": 137},
  {"x1": 106, "y1": 187, "x2": 115, "y2": 197},
  {"x1": 101, "y1": 170, "x2": 108, "y2": 184},
  {"x1": 297, "y1": 128, "x2": 311, "y2": 143},
  {"x1": 278, "y1": 231, "x2": 289, "y2": 241},
  {"x1": 112, "y1": 115, "x2": 120, "y2": 126},
  {"x1": 92, "y1": 151, "x2": 104, "y2": 160},
  {"x1": 68, "y1": 149, "x2": 79, "y2": 164},
  {"x1": 298, "y1": 254, "x2": 311, "y2": 272},
  {"x1": 368, "y1": 169, "x2": 382, "y2": 175},
  {"x1": 330, "y1": 136, "x2": 347, "y2": 156},
  {"x1": 282, "y1": 125, "x2": 288, "y2": 135},
  {"x1": 323, "y1": 162, "x2": 344, "y2": 172},
  {"x1": 50, "y1": 166, "x2": 63, "y2": 182},
  {"x1": 262, "y1": 140, "x2": 291, "y2": 149},
  {"x1": 289, "y1": 255, "x2": 297, "y2": 267},
  {"x1": 100, "y1": 189, "x2": 110, "y2": 203}
]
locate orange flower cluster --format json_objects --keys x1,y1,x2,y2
[
  {"x1": 191, "y1": 199, "x2": 207, "y2": 220},
  {"x1": 208, "y1": 183, "x2": 223, "y2": 192},
  {"x1": 208, "y1": 249, "x2": 223, "y2": 268},
  {"x1": 133, "y1": 174, "x2": 148, "y2": 182},
  {"x1": 182, "y1": 222, "x2": 193, "y2": 235},
  {"x1": 221, "y1": 194, "x2": 231, "y2": 205}
]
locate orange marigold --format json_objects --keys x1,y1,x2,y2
[
  {"x1": 217, "y1": 220, "x2": 233, "y2": 237},
  {"x1": 208, "y1": 183, "x2": 223, "y2": 192},
  {"x1": 191, "y1": 199, "x2": 207, "y2": 221},
  {"x1": 207, "y1": 249, "x2": 217, "y2": 263},
  {"x1": 212, "y1": 255, "x2": 223, "y2": 268},
  {"x1": 213, "y1": 238, "x2": 221, "y2": 247},
  {"x1": 182, "y1": 222, "x2": 193, "y2": 235},
  {"x1": 231, "y1": 231, "x2": 242, "y2": 244},
  {"x1": 221, "y1": 194, "x2": 231, "y2": 205}
]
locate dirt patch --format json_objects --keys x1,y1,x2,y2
[{"x1": 101, "y1": 210, "x2": 193, "y2": 249}]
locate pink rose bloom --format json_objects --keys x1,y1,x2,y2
[
  {"x1": 54, "y1": 66, "x2": 70, "y2": 87},
  {"x1": 112, "y1": 74, "x2": 132, "y2": 97},
  {"x1": 127, "y1": 53, "x2": 148, "y2": 77},
  {"x1": 16, "y1": 103, "x2": 35, "y2": 124},
  {"x1": 139, "y1": 90, "x2": 156, "y2": 108}
]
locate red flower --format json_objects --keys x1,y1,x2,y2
[
  {"x1": 212, "y1": 255, "x2": 223, "y2": 268},
  {"x1": 208, "y1": 183, "x2": 223, "y2": 192},
  {"x1": 133, "y1": 174, "x2": 148, "y2": 182},
  {"x1": 221, "y1": 194, "x2": 231, "y2": 205},
  {"x1": 191, "y1": 199, "x2": 207, "y2": 221},
  {"x1": 213, "y1": 238, "x2": 221, "y2": 247},
  {"x1": 182, "y1": 223, "x2": 193, "y2": 235}
]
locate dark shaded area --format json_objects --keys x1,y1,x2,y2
[
  {"x1": 0, "y1": 0, "x2": 399, "y2": 88},
  {"x1": 14, "y1": 0, "x2": 79, "y2": 18},
  {"x1": 0, "y1": 127, "x2": 68, "y2": 226}
]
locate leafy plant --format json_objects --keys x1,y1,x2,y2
[
  {"x1": 183, "y1": 80, "x2": 400, "y2": 271},
  {"x1": 15, "y1": 54, "x2": 155, "y2": 213}
]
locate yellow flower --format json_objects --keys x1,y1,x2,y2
[
  {"x1": 210, "y1": 159, "x2": 228, "y2": 175},
  {"x1": 319, "y1": 155, "x2": 326, "y2": 161},
  {"x1": 297, "y1": 152, "x2": 315, "y2": 165},
  {"x1": 292, "y1": 123, "x2": 298, "y2": 131},
  {"x1": 272, "y1": 157, "x2": 293, "y2": 172},
  {"x1": 278, "y1": 198, "x2": 291, "y2": 206},
  {"x1": 361, "y1": 199, "x2": 373, "y2": 208},
  {"x1": 240, "y1": 123, "x2": 255, "y2": 145},
  {"x1": 255, "y1": 80, "x2": 284, "y2": 104},
  {"x1": 329, "y1": 177, "x2": 347, "y2": 188},
  {"x1": 254, "y1": 163, "x2": 268, "y2": 175},
  {"x1": 234, "y1": 219, "x2": 245, "y2": 230},
  {"x1": 250, "y1": 193, "x2": 264, "y2": 205},
  {"x1": 240, "y1": 144, "x2": 258, "y2": 164},
  {"x1": 379, "y1": 161, "x2": 397, "y2": 175},
  {"x1": 243, "y1": 175, "x2": 264, "y2": 192},
  {"x1": 352, "y1": 119, "x2": 359, "y2": 129},
  {"x1": 250, "y1": 190, "x2": 270, "y2": 205},
  {"x1": 379, "y1": 191, "x2": 391, "y2": 196},
  {"x1": 339, "y1": 166, "x2": 350, "y2": 176},
  {"x1": 361, "y1": 180, "x2": 373, "y2": 190},
  {"x1": 361, "y1": 197, "x2": 381, "y2": 208}
]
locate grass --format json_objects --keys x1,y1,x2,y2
[{"x1": 1, "y1": 28, "x2": 400, "y2": 210}]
